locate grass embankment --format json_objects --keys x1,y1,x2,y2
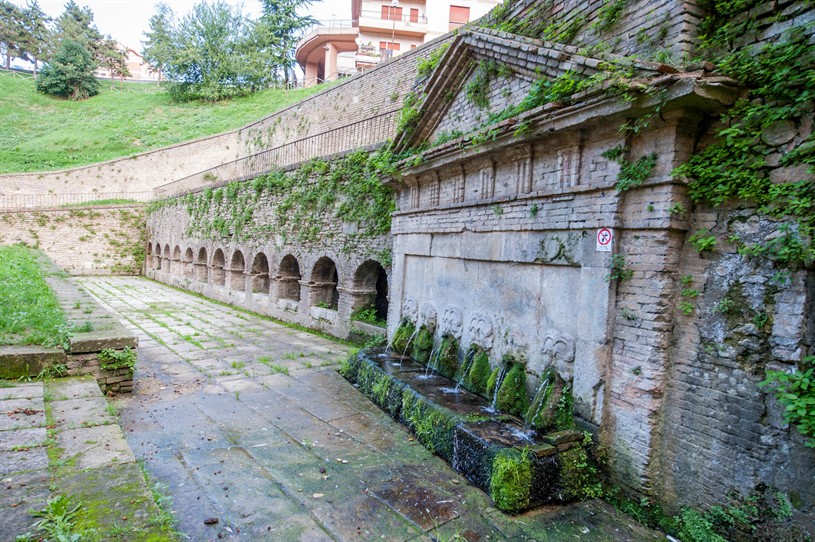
[
  {"x1": 0, "y1": 245, "x2": 67, "y2": 347},
  {"x1": 0, "y1": 71, "x2": 327, "y2": 173}
]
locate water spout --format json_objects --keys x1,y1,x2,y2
[
  {"x1": 524, "y1": 370, "x2": 554, "y2": 431},
  {"x1": 455, "y1": 348, "x2": 475, "y2": 392},
  {"x1": 490, "y1": 364, "x2": 509, "y2": 411}
]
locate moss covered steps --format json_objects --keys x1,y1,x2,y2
[{"x1": 340, "y1": 349, "x2": 588, "y2": 513}]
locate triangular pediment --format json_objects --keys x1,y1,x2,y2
[{"x1": 394, "y1": 28, "x2": 672, "y2": 152}]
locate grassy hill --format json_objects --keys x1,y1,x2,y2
[{"x1": 0, "y1": 71, "x2": 326, "y2": 174}]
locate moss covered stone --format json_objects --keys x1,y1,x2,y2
[
  {"x1": 486, "y1": 366, "x2": 501, "y2": 398},
  {"x1": 465, "y1": 346, "x2": 491, "y2": 396},
  {"x1": 557, "y1": 446, "x2": 601, "y2": 501},
  {"x1": 390, "y1": 320, "x2": 415, "y2": 354},
  {"x1": 411, "y1": 325, "x2": 434, "y2": 365},
  {"x1": 435, "y1": 335, "x2": 459, "y2": 379},
  {"x1": 490, "y1": 449, "x2": 532, "y2": 513},
  {"x1": 401, "y1": 389, "x2": 458, "y2": 461},
  {"x1": 525, "y1": 368, "x2": 566, "y2": 431},
  {"x1": 495, "y1": 363, "x2": 529, "y2": 418}
]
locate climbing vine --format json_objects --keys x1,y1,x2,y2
[{"x1": 175, "y1": 150, "x2": 396, "y2": 252}]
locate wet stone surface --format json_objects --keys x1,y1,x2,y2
[{"x1": 78, "y1": 276, "x2": 664, "y2": 541}]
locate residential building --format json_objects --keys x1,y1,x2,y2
[
  {"x1": 296, "y1": 0, "x2": 501, "y2": 85},
  {"x1": 95, "y1": 44, "x2": 159, "y2": 83}
]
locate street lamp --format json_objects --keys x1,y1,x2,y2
[{"x1": 390, "y1": 0, "x2": 399, "y2": 58}]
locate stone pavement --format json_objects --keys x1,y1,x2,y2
[
  {"x1": 1, "y1": 376, "x2": 171, "y2": 541},
  {"x1": 78, "y1": 276, "x2": 664, "y2": 542}
]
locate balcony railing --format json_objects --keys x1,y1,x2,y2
[{"x1": 359, "y1": 9, "x2": 428, "y2": 27}]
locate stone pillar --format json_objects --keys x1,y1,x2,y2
[
  {"x1": 304, "y1": 61, "x2": 319, "y2": 87},
  {"x1": 324, "y1": 43, "x2": 338, "y2": 82}
]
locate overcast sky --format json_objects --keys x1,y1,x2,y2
[{"x1": 11, "y1": 0, "x2": 349, "y2": 50}]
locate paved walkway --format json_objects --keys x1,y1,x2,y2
[{"x1": 78, "y1": 277, "x2": 662, "y2": 542}]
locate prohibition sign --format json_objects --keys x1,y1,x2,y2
[{"x1": 596, "y1": 228, "x2": 613, "y2": 252}]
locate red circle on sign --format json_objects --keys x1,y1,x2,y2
[{"x1": 597, "y1": 228, "x2": 612, "y2": 246}]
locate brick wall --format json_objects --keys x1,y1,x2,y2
[{"x1": 0, "y1": 205, "x2": 145, "y2": 275}]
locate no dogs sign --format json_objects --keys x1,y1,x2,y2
[{"x1": 596, "y1": 228, "x2": 613, "y2": 252}]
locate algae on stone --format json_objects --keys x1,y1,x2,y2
[
  {"x1": 389, "y1": 320, "x2": 415, "y2": 353},
  {"x1": 411, "y1": 325, "x2": 434, "y2": 365},
  {"x1": 495, "y1": 363, "x2": 529, "y2": 417},
  {"x1": 465, "y1": 346, "x2": 491, "y2": 396},
  {"x1": 526, "y1": 367, "x2": 566, "y2": 431},
  {"x1": 401, "y1": 389, "x2": 458, "y2": 461},
  {"x1": 557, "y1": 446, "x2": 601, "y2": 501},
  {"x1": 486, "y1": 366, "x2": 501, "y2": 398},
  {"x1": 436, "y1": 335, "x2": 459, "y2": 379},
  {"x1": 490, "y1": 448, "x2": 532, "y2": 513}
]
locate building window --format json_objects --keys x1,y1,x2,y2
[
  {"x1": 381, "y1": 5, "x2": 403, "y2": 21},
  {"x1": 410, "y1": 8, "x2": 419, "y2": 23},
  {"x1": 449, "y1": 5, "x2": 470, "y2": 30},
  {"x1": 379, "y1": 41, "x2": 401, "y2": 58}
]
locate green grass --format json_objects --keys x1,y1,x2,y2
[
  {"x1": 0, "y1": 245, "x2": 68, "y2": 347},
  {"x1": 0, "y1": 72, "x2": 327, "y2": 173}
]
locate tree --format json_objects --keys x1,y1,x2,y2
[
  {"x1": 163, "y1": 0, "x2": 269, "y2": 101},
  {"x1": 258, "y1": 0, "x2": 317, "y2": 85},
  {"x1": 141, "y1": 2, "x2": 175, "y2": 82},
  {"x1": 22, "y1": 0, "x2": 52, "y2": 75},
  {"x1": 36, "y1": 38, "x2": 99, "y2": 99},
  {"x1": 0, "y1": 1, "x2": 27, "y2": 69},
  {"x1": 98, "y1": 37, "x2": 131, "y2": 89},
  {"x1": 53, "y1": 0, "x2": 102, "y2": 60}
]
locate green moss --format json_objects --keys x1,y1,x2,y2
[
  {"x1": 490, "y1": 449, "x2": 532, "y2": 513},
  {"x1": 436, "y1": 335, "x2": 459, "y2": 379},
  {"x1": 486, "y1": 366, "x2": 501, "y2": 398},
  {"x1": 525, "y1": 367, "x2": 562, "y2": 431},
  {"x1": 558, "y1": 446, "x2": 602, "y2": 501},
  {"x1": 411, "y1": 325, "x2": 434, "y2": 365},
  {"x1": 465, "y1": 347, "x2": 491, "y2": 396},
  {"x1": 390, "y1": 320, "x2": 415, "y2": 353},
  {"x1": 495, "y1": 363, "x2": 529, "y2": 417},
  {"x1": 553, "y1": 384, "x2": 576, "y2": 430},
  {"x1": 337, "y1": 354, "x2": 360, "y2": 382},
  {"x1": 401, "y1": 390, "x2": 458, "y2": 461}
]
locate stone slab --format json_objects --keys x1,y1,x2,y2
[
  {"x1": 68, "y1": 330, "x2": 138, "y2": 354},
  {"x1": 0, "y1": 346, "x2": 67, "y2": 380},
  {"x1": 0, "y1": 447, "x2": 49, "y2": 476},
  {"x1": 56, "y1": 423, "x2": 135, "y2": 470}
]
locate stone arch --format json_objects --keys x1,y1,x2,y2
[
  {"x1": 310, "y1": 256, "x2": 339, "y2": 310},
  {"x1": 250, "y1": 253, "x2": 270, "y2": 294},
  {"x1": 352, "y1": 260, "x2": 389, "y2": 323},
  {"x1": 154, "y1": 243, "x2": 162, "y2": 270},
  {"x1": 162, "y1": 244, "x2": 171, "y2": 271},
  {"x1": 171, "y1": 246, "x2": 182, "y2": 275},
  {"x1": 278, "y1": 254, "x2": 301, "y2": 301},
  {"x1": 211, "y1": 248, "x2": 226, "y2": 286},
  {"x1": 195, "y1": 248, "x2": 208, "y2": 283},
  {"x1": 229, "y1": 250, "x2": 246, "y2": 292},
  {"x1": 183, "y1": 248, "x2": 194, "y2": 278}
]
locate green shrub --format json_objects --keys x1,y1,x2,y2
[{"x1": 98, "y1": 347, "x2": 136, "y2": 371}]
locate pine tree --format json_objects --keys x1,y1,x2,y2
[
  {"x1": 22, "y1": 0, "x2": 51, "y2": 75},
  {"x1": 258, "y1": 0, "x2": 317, "y2": 85},
  {"x1": 141, "y1": 2, "x2": 174, "y2": 82},
  {"x1": 36, "y1": 38, "x2": 99, "y2": 99},
  {"x1": 99, "y1": 37, "x2": 131, "y2": 89},
  {"x1": 0, "y1": 1, "x2": 27, "y2": 69},
  {"x1": 53, "y1": 0, "x2": 102, "y2": 60}
]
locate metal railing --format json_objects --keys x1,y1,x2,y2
[
  {"x1": 154, "y1": 108, "x2": 400, "y2": 197},
  {"x1": 360, "y1": 9, "x2": 428, "y2": 26},
  {"x1": 0, "y1": 191, "x2": 154, "y2": 210}
]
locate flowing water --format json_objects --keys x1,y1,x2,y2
[
  {"x1": 454, "y1": 349, "x2": 475, "y2": 392},
  {"x1": 524, "y1": 370, "x2": 554, "y2": 430}
]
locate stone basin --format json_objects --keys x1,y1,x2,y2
[{"x1": 341, "y1": 348, "x2": 588, "y2": 513}]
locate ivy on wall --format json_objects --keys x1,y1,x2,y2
[{"x1": 164, "y1": 150, "x2": 396, "y2": 252}]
